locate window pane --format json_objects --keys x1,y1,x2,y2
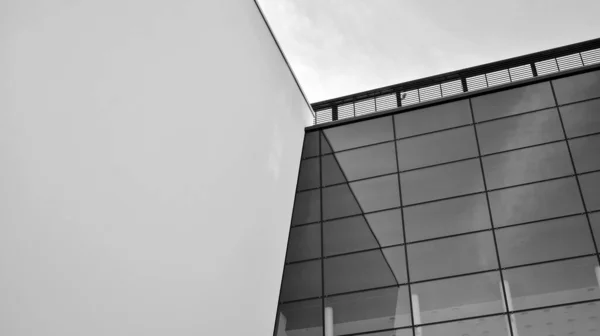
[
  {"x1": 302, "y1": 131, "x2": 320, "y2": 158},
  {"x1": 321, "y1": 132, "x2": 332, "y2": 155},
  {"x1": 419, "y1": 315, "x2": 509, "y2": 336},
  {"x1": 322, "y1": 154, "x2": 347, "y2": 186},
  {"x1": 322, "y1": 184, "x2": 361, "y2": 221},
  {"x1": 472, "y1": 82, "x2": 555, "y2": 122},
  {"x1": 286, "y1": 224, "x2": 321, "y2": 263},
  {"x1": 570, "y1": 134, "x2": 600, "y2": 173},
  {"x1": 276, "y1": 299, "x2": 322, "y2": 336},
  {"x1": 407, "y1": 231, "x2": 498, "y2": 281},
  {"x1": 581, "y1": 171, "x2": 600, "y2": 212},
  {"x1": 553, "y1": 69, "x2": 600, "y2": 104},
  {"x1": 410, "y1": 272, "x2": 504, "y2": 324},
  {"x1": 396, "y1": 126, "x2": 478, "y2": 171},
  {"x1": 335, "y1": 142, "x2": 397, "y2": 181},
  {"x1": 382, "y1": 246, "x2": 408, "y2": 284},
  {"x1": 482, "y1": 141, "x2": 573, "y2": 189},
  {"x1": 365, "y1": 209, "x2": 404, "y2": 247},
  {"x1": 503, "y1": 256, "x2": 600, "y2": 310},
  {"x1": 280, "y1": 260, "x2": 321, "y2": 302},
  {"x1": 394, "y1": 99, "x2": 472, "y2": 138},
  {"x1": 323, "y1": 216, "x2": 379, "y2": 256},
  {"x1": 591, "y1": 212, "x2": 600, "y2": 251},
  {"x1": 323, "y1": 116, "x2": 394, "y2": 152},
  {"x1": 354, "y1": 328, "x2": 412, "y2": 336},
  {"x1": 560, "y1": 98, "x2": 600, "y2": 138},
  {"x1": 512, "y1": 302, "x2": 600, "y2": 336},
  {"x1": 401, "y1": 159, "x2": 484, "y2": 205},
  {"x1": 297, "y1": 157, "x2": 320, "y2": 191},
  {"x1": 292, "y1": 189, "x2": 321, "y2": 226},
  {"x1": 350, "y1": 174, "x2": 401, "y2": 213},
  {"x1": 325, "y1": 286, "x2": 411, "y2": 335},
  {"x1": 476, "y1": 108, "x2": 564, "y2": 155},
  {"x1": 404, "y1": 193, "x2": 491, "y2": 242},
  {"x1": 488, "y1": 177, "x2": 584, "y2": 227},
  {"x1": 496, "y1": 215, "x2": 595, "y2": 267},
  {"x1": 324, "y1": 250, "x2": 397, "y2": 295}
]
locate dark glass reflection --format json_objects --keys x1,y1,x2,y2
[
  {"x1": 570, "y1": 134, "x2": 600, "y2": 173},
  {"x1": 323, "y1": 216, "x2": 379, "y2": 256},
  {"x1": 553, "y1": 69, "x2": 600, "y2": 104},
  {"x1": 276, "y1": 299, "x2": 322, "y2": 336},
  {"x1": 495, "y1": 215, "x2": 595, "y2": 267},
  {"x1": 419, "y1": 315, "x2": 509, "y2": 336},
  {"x1": 476, "y1": 108, "x2": 564, "y2": 155},
  {"x1": 488, "y1": 177, "x2": 584, "y2": 227},
  {"x1": 482, "y1": 141, "x2": 573, "y2": 190},
  {"x1": 401, "y1": 159, "x2": 484, "y2": 205},
  {"x1": 321, "y1": 132, "x2": 333, "y2": 155},
  {"x1": 404, "y1": 193, "x2": 491, "y2": 242},
  {"x1": 580, "y1": 171, "x2": 600, "y2": 212},
  {"x1": 410, "y1": 272, "x2": 504, "y2": 324},
  {"x1": 560, "y1": 98, "x2": 600, "y2": 138},
  {"x1": 394, "y1": 99, "x2": 472, "y2": 138},
  {"x1": 297, "y1": 157, "x2": 320, "y2": 191},
  {"x1": 280, "y1": 260, "x2": 321, "y2": 302},
  {"x1": 396, "y1": 126, "x2": 478, "y2": 171},
  {"x1": 302, "y1": 131, "x2": 320, "y2": 158},
  {"x1": 512, "y1": 302, "x2": 600, "y2": 336},
  {"x1": 286, "y1": 224, "x2": 321, "y2": 263},
  {"x1": 324, "y1": 250, "x2": 397, "y2": 295},
  {"x1": 472, "y1": 82, "x2": 555, "y2": 122},
  {"x1": 323, "y1": 116, "x2": 394, "y2": 152},
  {"x1": 292, "y1": 189, "x2": 320, "y2": 226},
  {"x1": 365, "y1": 209, "x2": 404, "y2": 246},
  {"x1": 334, "y1": 142, "x2": 397, "y2": 181},
  {"x1": 591, "y1": 212, "x2": 600, "y2": 251},
  {"x1": 407, "y1": 231, "x2": 498, "y2": 281},
  {"x1": 382, "y1": 246, "x2": 408, "y2": 284},
  {"x1": 322, "y1": 154, "x2": 347, "y2": 186},
  {"x1": 325, "y1": 286, "x2": 411, "y2": 335},
  {"x1": 322, "y1": 184, "x2": 361, "y2": 221},
  {"x1": 350, "y1": 174, "x2": 401, "y2": 213},
  {"x1": 503, "y1": 256, "x2": 600, "y2": 310}
]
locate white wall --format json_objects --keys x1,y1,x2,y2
[{"x1": 0, "y1": 1, "x2": 312, "y2": 335}]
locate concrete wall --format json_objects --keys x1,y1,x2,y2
[{"x1": 0, "y1": 1, "x2": 312, "y2": 335}]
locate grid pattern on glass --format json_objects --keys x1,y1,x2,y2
[
  {"x1": 552, "y1": 69, "x2": 600, "y2": 104},
  {"x1": 278, "y1": 71, "x2": 600, "y2": 336}
]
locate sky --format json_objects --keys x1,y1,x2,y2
[{"x1": 258, "y1": 0, "x2": 600, "y2": 103}]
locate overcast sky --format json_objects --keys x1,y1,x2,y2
[{"x1": 258, "y1": 0, "x2": 600, "y2": 103}]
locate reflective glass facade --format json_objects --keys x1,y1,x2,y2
[{"x1": 276, "y1": 69, "x2": 600, "y2": 336}]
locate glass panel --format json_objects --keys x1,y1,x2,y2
[
  {"x1": 570, "y1": 134, "x2": 600, "y2": 173},
  {"x1": 503, "y1": 256, "x2": 600, "y2": 310},
  {"x1": 419, "y1": 315, "x2": 509, "y2": 336},
  {"x1": 276, "y1": 299, "x2": 322, "y2": 336},
  {"x1": 482, "y1": 141, "x2": 573, "y2": 189},
  {"x1": 553, "y1": 69, "x2": 600, "y2": 104},
  {"x1": 472, "y1": 82, "x2": 555, "y2": 122},
  {"x1": 476, "y1": 108, "x2": 564, "y2": 155},
  {"x1": 286, "y1": 224, "x2": 321, "y2": 263},
  {"x1": 381, "y1": 246, "x2": 408, "y2": 284},
  {"x1": 396, "y1": 126, "x2": 478, "y2": 171},
  {"x1": 321, "y1": 132, "x2": 332, "y2": 155},
  {"x1": 292, "y1": 189, "x2": 321, "y2": 226},
  {"x1": 512, "y1": 302, "x2": 600, "y2": 336},
  {"x1": 401, "y1": 159, "x2": 484, "y2": 205},
  {"x1": 365, "y1": 209, "x2": 404, "y2": 247},
  {"x1": 591, "y1": 212, "x2": 600, "y2": 251},
  {"x1": 581, "y1": 171, "x2": 600, "y2": 212},
  {"x1": 488, "y1": 177, "x2": 584, "y2": 227},
  {"x1": 350, "y1": 174, "x2": 401, "y2": 213},
  {"x1": 410, "y1": 272, "x2": 504, "y2": 324},
  {"x1": 560, "y1": 98, "x2": 600, "y2": 138},
  {"x1": 325, "y1": 286, "x2": 411, "y2": 335},
  {"x1": 496, "y1": 215, "x2": 595, "y2": 267},
  {"x1": 404, "y1": 193, "x2": 491, "y2": 242},
  {"x1": 323, "y1": 116, "x2": 394, "y2": 152},
  {"x1": 394, "y1": 99, "x2": 472, "y2": 138},
  {"x1": 302, "y1": 131, "x2": 320, "y2": 158},
  {"x1": 323, "y1": 216, "x2": 379, "y2": 256},
  {"x1": 324, "y1": 250, "x2": 397, "y2": 295},
  {"x1": 297, "y1": 157, "x2": 320, "y2": 191},
  {"x1": 407, "y1": 231, "x2": 498, "y2": 281},
  {"x1": 335, "y1": 142, "x2": 397, "y2": 181},
  {"x1": 322, "y1": 154, "x2": 347, "y2": 186},
  {"x1": 322, "y1": 184, "x2": 361, "y2": 221},
  {"x1": 280, "y1": 260, "x2": 321, "y2": 302},
  {"x1": 353, "y1": 328, "x2": 412, "y2": 336}
]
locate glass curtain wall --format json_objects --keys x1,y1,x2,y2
[{"x1": 275, "y1": 69, "x2": 600, "y2": 336}]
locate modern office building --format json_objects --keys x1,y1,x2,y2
[{"x1": 275, "y1": 38, "x2": 600, "y2": 336}]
